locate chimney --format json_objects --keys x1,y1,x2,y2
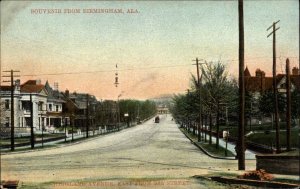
[
  {"x1": 65, "y1": 89, "x2": 69, "y2": 97},
  {"x1": 292, "y1": 67, "x2": 299, "y2": 75},
  {"x1": 255, "y1": 69, "x2": 262, "y2": 77},
  {"x1": 36, "y1": 79, "x2": 41, "y2": 85},
  {"x1": 15, "y1": 79, "x2": 20, "y2": 91}
]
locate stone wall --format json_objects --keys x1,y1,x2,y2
[{"x1": 256, "y1": 155, "x2": 300, "y2": 175}]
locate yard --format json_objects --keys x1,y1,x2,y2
[{"x1": 0, "y1": 133, "x2": 65, "y2": 147}]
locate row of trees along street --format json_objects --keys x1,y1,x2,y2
[
  {"x1": 118, "y1": 100, "x2": 157, "y2": 124},
  {"x1": 170, "y1": 61, "x2": 300, "y2": 153},
  {"x1": 92, "y1": 99, "x2": 157, "y2": 130}
]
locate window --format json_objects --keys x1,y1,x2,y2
[
  {"x1": 49, "y1": 104, "x2": 52, "y2": 111},
  {"x1": 5, "y1": 100, "x2": 9, "y2": 110},
  {"x1": 5, "y1": 117, "x2": 9, "y2": 127},
  {"x1": 22, "y1": 101, "x2": 31, "y2": 112},
  {"x1": 38, "y1": 102, "x2": 43, "y2": 111},
  {"x1": 56, "y1": 105, "x2": 59, "y2": 112}
]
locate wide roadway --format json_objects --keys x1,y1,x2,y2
[{"x1": 1, "y1": 115, "x2": 256, "y2": 188}]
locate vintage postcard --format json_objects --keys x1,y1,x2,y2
[{"x1": 1, "y1": 1, "x2": 299, "y2": 188}]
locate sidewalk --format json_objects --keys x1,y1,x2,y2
[
  {"x1": 210, "y1": 134, "x2": 256, "y2": 160},
  {"x1": 185, "y1": 129, "x2": 256, "y2": 160}
]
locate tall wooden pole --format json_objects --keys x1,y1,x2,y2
[
  {"x1": 286, "y1": 58, "x2": 291, "y2": 151},
  {"x1": 238, "y1": 0, "x2": 245, "y2": 170},
  {"x1": 2, "y1": 70, "x2": 20, "y2": 151},
  {"x1": 267, "y1": 20, "x2": 280, "y2": 153},
  {"x1": 30, "y1": 93, "x2": 35, "y2": 149},
  {"x1": 193, "y1": 58, "x2": 201, "y2": 142},
  {"x1": 10, "y1": 70, "x2": 15, "y2": 151}
]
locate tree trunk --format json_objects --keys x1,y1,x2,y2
[
  {"x1": 209, "y1": 112, "x2": 212, "y2": 145},
  {"x1": 216, "y1": 102, "x2": 220, "y2": 149}
]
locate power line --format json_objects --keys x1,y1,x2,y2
[{"x1": 20, "y1": 64, "x2": 192, "y2": 77}]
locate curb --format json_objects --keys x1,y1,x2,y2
[
  {"x1": 210, "y1": 176, "x2": 300, "y2": 188},
  {"x1": 180, "y1": 128, "x2": 235, "y2": 160}
]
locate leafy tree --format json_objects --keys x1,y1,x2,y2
[
  {"x1": 200, "y1": 61, "x2": 234, "y2": 148},
  {"x1": 258, "y1": 91, "x2": 286, "y2": 130},
  {"x1": 291, "y1": 89, "x2": 300, "y2": 126}
]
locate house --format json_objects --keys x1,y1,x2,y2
[
  {"x1": 0, "y1": 80, "x2": 21, "y2": 129},
  {"x1": 244, "y1": 66, "x2": 300, "y2": 97},
  {"x1": 244, "y1": 66, "x2": 300, "y2": 124},
  {"x1": 67, "y1": 91, "x2": 97, "y2": 129},
  {"x1": 20, "y1": 80, "x2": 48, "y2": 130},
  {"x1": 1, "y1": 78, "x2": 99, "y2": 134},
  {"x1": 44, "y1": 81, "x2": 66, "y2": 128},
  {"x1": 157, "y1": 105, "x2": 169, "y2": 114}
]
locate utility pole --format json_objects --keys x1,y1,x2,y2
[
  {"x1": 2, "y1": 70, "x2": 20, "y2": 151},
  {"x1": 267, "y1": 20, "x2": 280, "y2": 153},
  {"x1": 30, "y1": 93, "x2": 35, "y2": 149},
  {"x1": 286, "y1": 58, "x2": 291, "y2": 151},
  {"x1": 86, "y1": 94, "x2": 89, "y2": 138},
  {"x1": 193, "y1": 58, "x2": 205, "y2": 142},
  {"x1": 237, "y1": 0, "x2": 245, "y2": 170}
]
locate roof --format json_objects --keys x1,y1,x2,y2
[
  {"x1": 21, "y1": 84, "x2": 45, "y2": 93},
  {"x1": 244, "y1": 67, "x2": 251, "y2": 77},
  {"x1": 44, "y1": 81, "x2": 65, "y2": 103},
  {"x1": 22, "y1": 80, "x2": 41, "y2": 85},
  {"x1": 0, "y1": 86, "x2": 12, "y2": 91},
  {"x1": 245, "y1": 68, "x2": 300, "y2": 92},
  {"x1": 290, "y1": 75, "x2": 300, "y2": 89}
]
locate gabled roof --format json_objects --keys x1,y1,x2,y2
[
  {"x1": 22, "y1": 80, "x2": 40, "y2": 85},
  {"x1": 244, "y1": 67, "x2": 251, "y2": 77},
  {"x1": 44, "y1": 81, "x2": 65, "y2": 103},
  {"x1": 20, "y1": 80, "x2": 46, "y2": 93}
]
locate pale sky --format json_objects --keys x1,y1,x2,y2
[{"x1": 1, "y1": 0, "x2": 299, "y2": 100}]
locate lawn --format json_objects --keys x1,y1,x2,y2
[
  {"x1": 246, "y1": 128, "x2": 299, "y2": 148},
  {"x1": 180, "y1": 128, "x2": 235, "y2": 158},
  {"x1": 0, "y1": 133, "x2": 65, "y2": 146}
]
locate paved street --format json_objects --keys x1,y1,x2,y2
[{"x1": 1, "y1": 115, "x2": 256, "y2": 188}]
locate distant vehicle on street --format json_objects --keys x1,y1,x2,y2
[{"x1": 155, "y1": 116, "x2": 160, "y2": 123}]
